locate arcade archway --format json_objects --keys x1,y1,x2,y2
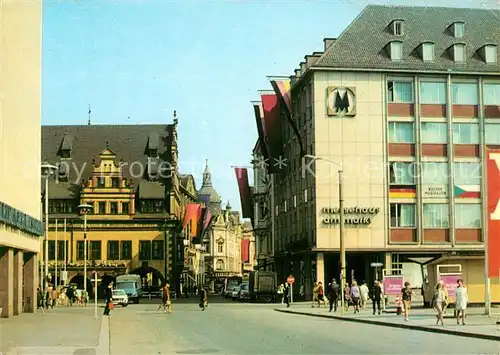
[
  {"x1": 68, "y1": 275, "x2": 93, "y2": 296},
  {"x1": 130, "y1": 266, "x2": 165, "y2": 291}
]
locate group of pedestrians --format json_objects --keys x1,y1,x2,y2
[{"x1": 37, "y1": 284, "x2": 89, "y2": 312}]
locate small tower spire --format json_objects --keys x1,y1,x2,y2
[
  {"x1": 173, "y1": 110, "x2": 178, "y2": 125},
  {"x1": 88, "y1": 104, "x2": 91, "y2": 125}
]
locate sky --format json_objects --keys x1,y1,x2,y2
[{"x1": 41, "y1": 0, "x2": 497, "y2": 215}]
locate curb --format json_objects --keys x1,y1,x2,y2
[{"x1": 274, "y1": 309, "x2": 500, "y2": 342}]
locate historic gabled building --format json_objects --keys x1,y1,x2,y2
[{"x1": 42, "y1": 118, "x2": 186, "y2": 295}]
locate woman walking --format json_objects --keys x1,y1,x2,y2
[
  {"x1": 454, "y1": 279, "x2": 468, "y2": 325},
  {"x1": 350, "y1": 281, "x2": 361, "y2": 313},
  {"x1": 158, "y1": 283, "x2": 172, "y2": 313},
  {"x1": 103, "y1": 282, "x2": 113, "y2": 316},
  {"x1": 401, "y1": 281, "x2": 413, "y2": 321},
  {"x1": 434, "y1": 282, "x2": 447, "y2": 326}
]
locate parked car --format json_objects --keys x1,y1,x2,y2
[
  {"x1": 112, "y1": 289, "x2": 129, "y2": 307},
  {"x1": 238, "y1": 282, "x2": 250, "y2": 302}
]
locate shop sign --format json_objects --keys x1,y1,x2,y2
[
  {"x1": 422, "y1": 185, "x2": 448, "y2": 198},
  {"x1": 320, "y1": 206, "x2": 380, "y2": 226},
  {"x1": 0, "y1": 201, "x2": 43, "y2": 236},
  {"x1": 327, "y1": 87, "x2": 356, "y2": 117}
]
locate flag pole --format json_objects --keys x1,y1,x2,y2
[
  {"x1": 64, "y1": 218, "x2": 67, "y2": 284},
  {"x1": 55, "y1": 219, "x2": 58, "y2": 288}
]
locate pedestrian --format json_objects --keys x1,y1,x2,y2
[
  {"x1": 434, "y1": 282, "x2": 447, "y2": 326},
  {"x1": 66, "y1": 286, "x2": 74, "y2": 307},
  {"x1": 277, "y1": 284, "x2": 285, "y2": 304},
  {"x1": 350, "y1": 281, "x2": 361, "y2": 313},
  {"x1": 311, "y1": 282, "x2": 319, "y2": 307},
  {"x1": 401, "y1": 281, "x2": 413, "y2": 321},
  {"x1": 359, "y1": 281, "x2": 369, "y2": 309},
  {"x1": 371, "y1": 281, "x2": 382, "y2": 315},
  {"x1": 103, "y1": 282, "x2": 113, "y2": 316},
  {"x1": 344, "y1": 282, "x2": 351, "y2": 312},
  {"x1": 317, "y1": 282, "x2": 326, "y2": 307},
  {"x1": 37, "y1": 287, "x2": 45, "y2": 313},
  {"x1": 284, "y1": 282, "x2": 291, "y2": 308},
  {"x1": 158, "y1": 283, "x2": 172, "y2": 313},
  {"x1": 454, "y1": 279, "x2": 468, "y2": 325},
  {"x1": 199, "y1": 287, "x2": 208, "y2": 311},
  {"x1": 328, "y1": 279, "x2": 339, "y2": 313}
]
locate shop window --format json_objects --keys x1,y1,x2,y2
[
  {"x1": 420, "y1": 82, "x2": 446, "y2": 104},
  {"x1": 388, "y1": 122, "x2": 414, "y2": 143},
  {"x1": 484, "y1": 84, "x2": 500, "y2": 105},
  {"x1": 388, "y1": 81, "x2": 413, "y2": 103},
  {"x1": 390, "y1": 203, "x2": 416, "y2": 227},
  {"x1": 421, "y1": 162, "x2": 448, "y2": 184},
  {"x1": 108, "y1": 241, "x2": 119, "y2": 260},
  {"x1": 453, "y1": 123, "x2": 479, "y2": 144},
  {"x1": 120, "y1": 241, "x2": 132, "y2": 260},
  {"x1": 421, "y1": 122, "x2": 448, "y2": 143},
  {"x1": 389, "y1": 162, "x2": 415, "y2": 184},
  {"x1": 455, "y1": 204, "x2": 481, "y2": 228},
  {"x1": 152, "y1": 240, "x2": 164, "y2": 260},
  {"x1": 139, "y1": 240, "x2": 152, "y2": 260},
  {"x1": 454, "y1": 162, "x2": 481, "y2": 185},
  {"x1": 423, "y1": 204, "x2": 449, "y2": 228},
  {"x1": 452, "y1": 83, "x2": 478, "y2": 105}
]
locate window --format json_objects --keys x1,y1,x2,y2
[
  {"x1": 122, "y1": 202, "x2": 129, "y2": 214},
  {"x1": 293, "y1": 195, "x2": 297, "y2": 208},
  {"x1": 453, "y1": 22, "x2": 464, "y2": 38},
  {"x1": 393, "y1": 20, "x2": 404, "y2": 36},
  {"x1": 423, "y1": 204, "x2": 449, "y2": 228},
  {"x1": 420, "y1": 82, "x2": 446, "y2": 104},
  {"x1": 389, "y1": 162, "x2": 415, "y2": 184},
  {"x1": 89, "y1": 241, "x2": 101, "y2": 261},
  {"x1": 485, "y1": 45, "x2": 497, "y2": 64},
  {"x1": 57, "y1": 241, "x2": 68, "y2": 262},
  {"x1": 485, "y1": 124, "x2": 500, "y2": 144},
  {"x1": 98, "y1": 177, "x2": 106, "y2": 188},
  {"x1": 48, "y1": 199, "x2": 76, "y2": 214},
  {"x1": 216, "y1": 259, "x2": 225, "y2": 270},
  {"x1": 140, "y1": 199, "x2": 164, "y2": 213},
  {"x1": 452, "y1": 83, "x2": 478, "y2": 105},
  {"x1": 108, "y1": 241, "x2": 119, "y2": 260},
  {"x1": 484, "y1": 84, "x2": 500, "y2": 105},
  {"x1": 453, "y1": 123, "x2": 479, "y2": 144},
  {"x1": 390, "y1": 203, "x2": 416, "y2": 227},
  {"x1": 390, "y1": 41, "x2": 403, "y2": 61},
  {"x1": 139, "y1": 241, "x2": 152, "y2": 260},
  {"x1": 455, "y1": 204, "x2": 481, "y2": 228},
  {"x1": 48, "y1": 240, "x2": 56, "y2": 260},
  {"x1": 99, "y1": 202, "x2": 106, "y2": 214},
  {"x1": 388, "y1": 122, "x2": 414, "y2": 143},
  {"x1": 454, "y1": 162, "x2": 481, "y2": 185},
  {"x1": 110, "y1": 202, "x2": 118, "y2": 214},
  {"x1": 304, "y1": 189, "x2": 308, "y2": 203},
  {"x1": 453, "y1": 44, "x2": 466, "y2": 63},
  {"x1": 120, "y1": 241, "x2": 132, "y2": 259},
  {"x1": 421, "y1": 122, "x2": 448, "y2": 143},
  {"x1": 152, "y1": 240, "x2": 164, "y2": 260},
  {"x1": 76, "y1": 241, "x2": 87, "y2": 260},
  {"x1": 217, "y1": 242, "x2": 224, "y2": 253},
  {"x1": 388, "y1": 81, "x2": 413, "y2": 103},
  {"x1": 421, "y1": 163, "x2": 448, "y2": 184},
  {"x1": 111, "y1": 177, "x2": 120, "y2": 188},
  {"x1": 422, "y1": 43, "x2": 434, "y2": 61}
]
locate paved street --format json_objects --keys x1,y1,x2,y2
[{"x1": 107, "y1": 301, "x2": 500, "y2": 355}]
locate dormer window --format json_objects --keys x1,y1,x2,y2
[
  {"x1": 421, "y1": 42, "x2": 435, "y2": 62},
  {"x1": 391, "y1": 20, "x2": 404, "y2": 36},
  {"x1": 452, "y1": 43, "x2": 466, "y2": 63},
  {"x1": 485, "y1": 45, "x2": 498, "y2": 64},
  {"x1": 452, "y1": 22, "x2": 465, "y2": 38},
  {"x1": 388, "y1": 41, "x2": 403, "y2": 61}
]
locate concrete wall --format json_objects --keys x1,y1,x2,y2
[
  {"x1": 0, "y1": 0, "x2": 42, "y2": 252},
  {"x1": 313, "y1": 71, "x2": 386, "y2": 250}
]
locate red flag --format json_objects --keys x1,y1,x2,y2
[
  {"x1": 183, "y1": 203, "x2": 201, "y2": 235},
  {"x1": 241, "y1": 239, "x2": 250, "y2": 263},
  {"x1": 234, "y1": 167, "x2": 253, "y2": 219},
  {"x1": 260, "y1": 92, "x2": 283, "y2": 159}
]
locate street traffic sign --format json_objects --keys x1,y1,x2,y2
[
  {"x1": 287, "y1": 275, "x2": 295, "y2": 284},
  {"x1": 371, "y1": 262, "x2": 383, "y2": 267}
]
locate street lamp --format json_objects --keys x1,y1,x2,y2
[
  {"x1": 304, "y1": 154, "x2": 345, "y2": 317},
  {"x1": 41, "y1": 162, "x2": 57, "y2": 289},
  {"x1": 78, "y1": 204, "x2": 93, "y2": 297}
]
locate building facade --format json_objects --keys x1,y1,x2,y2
[
  {"x1": 255, "y1": 5, "x2": 500, "y2": 302},
  {"x1": 241, "y1": 221, "x2": 256, "y2": 275},
  {"x1": 0, "y1": 0, "x2": 43, "y2": 318},
  {"x1": 41, "y1": 121, "x2": 186, "y2": 296}
]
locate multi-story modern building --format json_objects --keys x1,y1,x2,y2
[
  {"x1": 254, "y1": 5, "x2": 500, "y2": 303},
  {"x1": 0, "y1": 0, "x2": 43, "y2": 318},
  {"x1": 41, "y1": 120, "x2": 188, "y2": 295}
]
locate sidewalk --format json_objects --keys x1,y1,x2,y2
[
  {"x1": 275, "y1": 303, "x2": 500, "y2": 341},
  {"x1": 0, "y1": 306, "x2": 104, "y2": 355}
]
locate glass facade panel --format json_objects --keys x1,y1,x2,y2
[
  {"x1": 388, "y1": 122, "x2": 414, "y2": 143},
  {"x1": 421, "y1": 122, "x2": 447, "y2": 143},
  {"x1": 484, "y1": 84, "x2": 500, "y2": 105},
  {"x1": 454, "y1": 162, "x2": 481, "y2": 185},
  {"x1": 485, "y1": 124, "x2": 500, "y2": 144},
  {"x1": 388, "y1": 81, "x2": 413, "y2": 103},
  {"x1": 453, "y1": 123, "x2": 479, "y2": 144},
  {"x1": 390, "y1": 203, "x2": 416, "y2": 227},
  {"x1": 455, "y1": 204, "x2": 481, "y2": 228},
  {"x1": 421, "y1": 163, "x2": 448, "y2": 184},
  {"x1": 389, "y1": 162, "x2": 415, "y2": 184},
  {"x1": 452, "y1": 83, "x2": 478, "y2": 105},
  {"x1": 420, "y1": 82, "x2": 446, "y2": 104},
  {"x1": 423, "y1": 204, "x2": 449, "y2": 228}
]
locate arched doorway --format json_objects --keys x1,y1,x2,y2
[
  {"x1": 98, "y1": 274, "x2": 116, "y2": 299},
  {"x1": 68, "y1": 275, "x2": 93, "y2": 296},
  {"x1": 130, "y1": 266, "x2": 165, "y2": 294}
]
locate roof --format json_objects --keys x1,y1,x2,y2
[
  {"x1": 313, "y1": 5, "x2": 500, "y2": 73},
  {"x1": 198, "y1": 161, "x2": 221, "y2": 205},
  {"x1": 42, "y1": 124, "x2": 174, "y2": 198}
]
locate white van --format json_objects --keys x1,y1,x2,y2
[{"x1": 115, "y1": 274, "x2": 142, "y2": 304}]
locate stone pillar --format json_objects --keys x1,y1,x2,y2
[
  {"x1": 13, "y1": 251, "x2": 23, "y2": 315},
  {"x1": 0, "y1": 247, "x2": 14, "y2": 318},
  {"x1": 23, "y1": 253, "x2": 38, "y2": 313},
  {"x1": 316, "y1": 252, "x2": 325, "y2": 288}
]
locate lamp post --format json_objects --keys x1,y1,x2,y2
[
  {"x1": 78, "y1": 204, "x2": 93, "y2": 297},
  {"x1": 305, "y1": 155, "x2": 345, "y2": 316},
  {"x1": 41, "y1": 162, "x2": 57, "y2": 289}
]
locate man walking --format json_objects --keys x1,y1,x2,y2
[
  {"x1": 371, "y1": 280, "x2": 383, "y2": 315},
  {"x1": 328, "y1": 279, "x2": 340, "y2": 312}
]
